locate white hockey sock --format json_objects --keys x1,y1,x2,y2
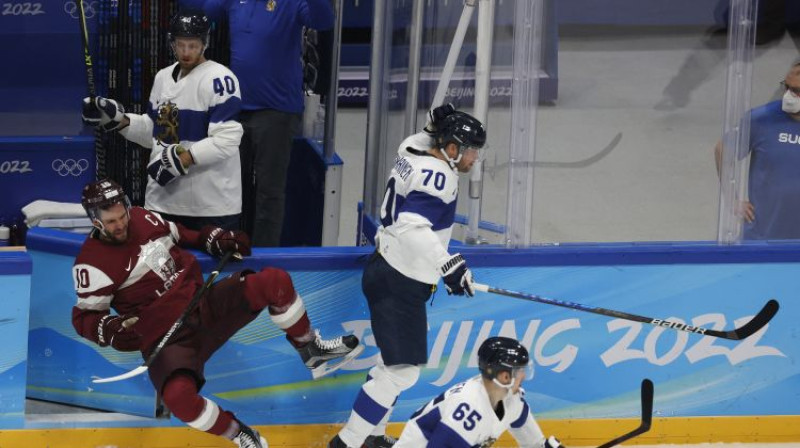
[
  {"x1": 370, "y1": 407, "x2": 394, "y2": 436},
  {"x1": 339, "y1": 364, "x2": 418, "y2": 447},
  {"x1": 339, "y1": 378, "x2": 396, "y2": 446}
]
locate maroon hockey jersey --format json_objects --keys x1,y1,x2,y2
[{"x1": 72, "y1": 207, "x2": 204, "y2": 352}]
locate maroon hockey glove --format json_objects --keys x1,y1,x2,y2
[
  {"x1": 199, "y1": 226, "x2": 252, "y2": 258},
  {"x1": 98, "y1": 314, "x2": 141, "y2": 352}
]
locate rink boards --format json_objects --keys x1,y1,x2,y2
[{"x1": 1, "y1": 229, "x2": 800, "y2": 446}]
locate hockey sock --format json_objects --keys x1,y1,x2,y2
[
  {"x1": 244, "y1": 267, "x2": 312, "y2": 344},
  {"x1": 162, "y1": 373, "x2": 234, "y2": 436},
  {"x1": 370, "y1": 406, "x2": 394, "y2": 437},
  {"x1": 339, "y1": 364, "x2": 419, "y2": 447}
]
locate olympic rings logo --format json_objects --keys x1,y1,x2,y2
[
  {"x1": 64, "y1": 0, "x2": 97, "y2": 19},
  {"x1": 52, "y1": 158, "x2": 90, "y2": 177}
]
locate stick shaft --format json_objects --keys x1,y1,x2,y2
[
  {"x1": 595, "y1": 379, "x2": 654, "y2": 448},
  {"x1": 473, "y1": 283, "x2": 778, "y2": 341}
]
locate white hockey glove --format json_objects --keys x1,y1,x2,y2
[
  {"x1": 544, "y1": 435, "x2": 565, "y2": 448},
  {"x1": 82, "y1": 96, "x2": 126, "y2": 132},
  {"x1": 147, "y1": 142, "x2": 189, "y2": 187},
  {"x1": 423, "y1": 103, "x2": 456, "y2": 135},
  {"x1": 439, "y1": 253, "x2": 475, "y2": 297}
]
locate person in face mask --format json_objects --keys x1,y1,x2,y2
[{"x1": 714, "y1": 61, "x2": 800, "y2": 240}]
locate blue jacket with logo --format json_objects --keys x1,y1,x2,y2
[{"x1": 185, "y1": 0, "x2": 334, "y2": 113}]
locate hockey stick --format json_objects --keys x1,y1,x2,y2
[
  {"x1": 92, "y1": 250, "x2": 235, "y2": 383},
  {"x1": 472, "y1": 283, "x2": 778, "y2": 341},
  {"x1": 596, "y1": 379, "x2": 654, "y2": 448},
  {"x1": 485, "y1": 132, "x2": 623, "y2": 181},
  {"x1": 77, "y1": 0, "x2": 106, "y2": 180}
]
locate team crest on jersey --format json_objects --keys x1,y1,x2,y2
[
  {"x1": 140, "y1": 240, "x2": 177, "y2": 281},
  {"x1": 156, "y1": 101, "x2": 180, "y2": 144}
]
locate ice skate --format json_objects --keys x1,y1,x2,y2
[
  {"x1": 363, "y1": 434, "x2": 396, "y2": 448},
  {"x1": 233, "y1": 419, "x2": 268, "y2": 448},
  {"x1": 295, "y1": 330, "x2": 363, "y2": 379},
  {"x1": 328, "y1": 434, "x2": 351, "y2": 448}
]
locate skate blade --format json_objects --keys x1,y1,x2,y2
[{"x1": 310, "y1": 344, "x2": 365, "y2": 380}]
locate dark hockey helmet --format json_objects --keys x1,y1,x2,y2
[
  {"x1": 478, "y1": 337, "x2": 531, "y2": 381},
  {"x1": 435, "y1": 111, "x2": 487, "y2": 151},
  {"x1": 81, "y1": 178, "x2": 131, "y2": 223},
  {"x1": 168, "y1": 10, "x2": 211, "y2": 46}
]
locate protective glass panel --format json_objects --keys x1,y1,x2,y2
[
  {"x1": 530, "y1": 1, "x2": 730, "y2": 243},
  {"x1": 364, "y1": 0, "x2": 798, "y2": 246}
]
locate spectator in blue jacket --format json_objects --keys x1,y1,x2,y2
[{"x1": 184, "y1": 0, "x2": 335, "y2": 246}]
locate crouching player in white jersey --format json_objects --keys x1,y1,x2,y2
[
  {"x1": 395, "y1": 337, "x2": 565, "y2": 448},
  {"x1": 329, "y1": 107, "x2": 487, "y2": 448},
  {"x1": 81, "y1": 10, "x2": 244, "y2": 231}
]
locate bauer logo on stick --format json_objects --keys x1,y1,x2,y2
[{"x1": 650, "y1": 319, "x2": 707, "y2": 334}]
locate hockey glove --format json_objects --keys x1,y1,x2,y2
[
  {"x1": 97, "y1": 314, "x2": 141, "y2": 352},
  {"x1": 82, "y1": 96, "x2": 126, "y2": 132},
  {"x1": 423, "y1": 103, "x2": 456, "y2": 135},
  {"x1": 199, "y1": 226, "x2": 252, "y2": 259},
  {"x1": 439, "y1": 253, "x2": 475, "y2": 297},
  {"x1": 544, "y1": 436, "x2": 565, "y2": 448},
  {"x1": 147, "y1": 143, "x2": 189, "y2": 187}
]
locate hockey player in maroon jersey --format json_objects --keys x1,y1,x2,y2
[{"x1": 71, "y1": 178, "x2": 363, "y2": 448}]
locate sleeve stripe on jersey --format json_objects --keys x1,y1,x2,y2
[
  {"x1": 147, "y1": 102, "x2": 157, "y2": 122},
  {"x1": 432, "y1": 424, "x2": 472, "y2": 448},
  {"x1": 415, "y1": 406, "x2": 443, "y2": 440},
  {"x1": 208, "y1": 96, "x2": 242, "y2": 123},
  {"x1": 510, "y1": 398, "x2": 529, "y2": 429},
  {"x1": 75, "y1": 294, "x2": 113, "y2": 310},
  {"x1": 417, "y1": 407, "x2": 471, "y2": 448},
  {"x1": 399, "y1": 190, "x2": 457, "y2": 231},
  {"x1": 168, "y1": 221, "x2": 180, "y2": 241}
]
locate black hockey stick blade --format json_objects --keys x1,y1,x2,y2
[
  {"x1": 704, "y1": 298, "x2": 779, "y2": 340},
  {"x1": 473, "y1": 283, "x2": 779, "y2": 341},
  {"x1": 595, "y1": 379, "x2": 654, "y2": 448},
  {"x1": 92, "y1": 250, "x2": 236, "y2": 383}
]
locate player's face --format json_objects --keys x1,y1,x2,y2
[
  {"x1": 510, "y1": 368, "x2": 526, "y2": 394},
  {"x1": 172, "y1": 37, "x2": 205, "y2": 71},
  {"x1": 97, "y1": 203, "x2": 130, "y2": 244},
  {"x1": 497, "y1": 367, "x2": 529, "y2": 395},
  {"x1": 456, "y1": 147, "x2": 481, "y2": 173}
]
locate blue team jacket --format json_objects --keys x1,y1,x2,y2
[{"x1": 184, "y1": 0, "x2": 334, "y2": 113}]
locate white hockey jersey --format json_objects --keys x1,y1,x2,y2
[
  {"x1": 120, "y1": 60, "x2": 243, "y2": 217},
  {"x1": 376, "y1": 132, "x2": 459, "y2": 284},
  {"x1": 395, "y1": 375, "x2": 548, "y2": 448}
]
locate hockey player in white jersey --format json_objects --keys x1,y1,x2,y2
[
  {"x1": 395, "y1": 337, "x2": 565, "y2": 448},
  {"x1": 329, "y1": 106, "x2": 486, "y2": 448},
  {"x1": 81, "y1": 10, "x2": 243, "y2": 231}
]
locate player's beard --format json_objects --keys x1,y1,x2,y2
[
  {"x1": 178, "y1": 54, "x2": 206, "y2": 75},
  {"x1": 103, "y1": 227, "x2": 128, "y2": 245}
]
